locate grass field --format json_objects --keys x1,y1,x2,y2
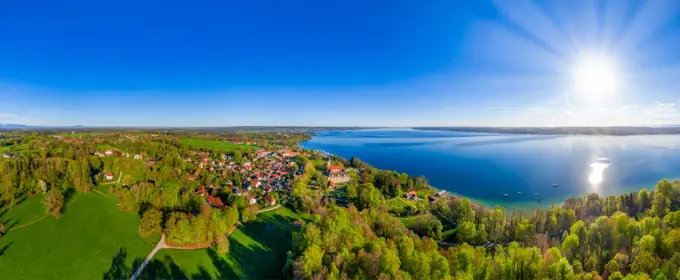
[
  {"x1": 179, "y1": 139, "x2": 257, "y2": 152},
  {"x1": 0, "y1": 144, "x2": 28, "y2": 154},
  {"x1": 0, "y1": 193, "x2": 153, "y2": 279},
  {"x1": 386, "y1": 197, "x2": 416, "y2": 214},
  {"x1": 400, "y1": 213, "x2": 430, "y2": 229},
  {"x1": 144, "y1": 207, "x2": 304, "y2": 279}
]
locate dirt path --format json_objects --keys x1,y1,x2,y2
[
  {"x1": 130, "y1": 202, "x2": 282, "y2": 278},
  {"x1": 130, "y1": 222, "x2": 243, "y2": 280},
  {"x1": 10, "y1": 215, "x2": 48, "y2": 231},
  {"x1": 93, "y1": 189, "x2": 110, "y2": 198},
  {"x1": 257, "y1": 204, "x2": 282, "y2": 213},
  {"x1": 130, "y1": 234, "x2": 168, "y2": 280}
]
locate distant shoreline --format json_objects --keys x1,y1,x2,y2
[{"x1": 413, "y1": 126, "x2": 680, "y2": 136}]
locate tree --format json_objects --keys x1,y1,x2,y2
[
  {"x1": 562, "y1": 234, "x2": 580, "y2": 260},
  {"x1": 637, "y1": 235, "x2": 656, "y2": 254},
  {"x1": 631, "y1": 251, "x2": 660, "y2": 275},
  {"x1": 300, "y1": 245, "x2": 324, "y2": 278},
  {"x1": 215, "y1": 234, "x2": 229, "y2": 255},
  {"x1": 38, "y1": 180, "x2": 47, "y2": 194},
  {"x1": 456, "y1": 222, "x2": 477, "y2": 244},
  {"x1": 44, "y1": 187, "x2": 64, "y2": 218},
  {"x1": 454, "y1": 199, "x2": 475, "y2": 224},
  {"x1": 638, "y1": 189, "x2": 652, "y2": 211},
  {"x1": 656, "y1": 180, "x2": 674, "y2": 200},
  {"x1": 650, "y1": 193, "x2": 670, "y2": 217},
  {"x1": 358, "y1": 183, "x2": 383, "y2": 209},
  {"x1": 139, "y1": 208, "x2": 163, "y2": 239}
]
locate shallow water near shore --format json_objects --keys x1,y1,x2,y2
[{"x1": 300, "y1": 129, "x2": 680, "y2": 210}]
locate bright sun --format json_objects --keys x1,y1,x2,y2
[{"x1": 572, "y1": 55, "x2": 619, "y2": 97}]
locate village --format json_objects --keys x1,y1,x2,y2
[{"x1": 84, "y1": 136, "x2": 345, "y2": 212}]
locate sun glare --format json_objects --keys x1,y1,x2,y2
[{"x1": 572, "y1": 55, "x2": 619, "y2": 97}]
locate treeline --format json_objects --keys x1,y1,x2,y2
[
  {"x1": 292, "y1": 204, "x2": 450, "y2": 279},
  {"x1": 428, "y1": 179, "x2": 680, "y2": 279}
]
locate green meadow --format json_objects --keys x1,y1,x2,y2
[
  {"x1": 0, "y1": 193, "x2": 153, "y2": 279},
  {"x1": 386, "y1": 197, "x2": 416, "y2": 214},
  {"x1": 142, "y1": 207, "x2": 303, "y2": 279},
  {"x1": 179, "y1": 139, "x2": 257, "y2": 152}
]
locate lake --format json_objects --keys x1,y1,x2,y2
[{"x1": 300, "y1": 129, "x2": 680, "y2": 209}]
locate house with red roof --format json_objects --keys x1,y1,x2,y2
[
  {"x1": 105, "y1": 172, "x2": 114, "y2": 180},
  {"x1": 265, "y1": 195, "x2": 276, "y2": 206},
  {"x1": 405, "y1": 191, "x2": 418, "y2": 200},
  {"x1": 207, "y1": 195, "x2": 225, "y2": 208},
  {"x1": 196, "y1": 186, "x2": 208, "y2": 197}
]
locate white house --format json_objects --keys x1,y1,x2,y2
[
  {"x1": 249, "y1": 196, "x2": 258, "y2": 205},
  {"x1": 105, "y1": 172, "x2": 114, "y2": 180},
  {"x1": 105, "y1": 150, "x2": 114, "y2": 156},
  {"x1": 134, "y1": 154, "x2": 143, "y2": 160}
]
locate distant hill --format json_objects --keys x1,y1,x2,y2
[{"x1": 0, "y1": 124, "x2": 30, "y2": 128}]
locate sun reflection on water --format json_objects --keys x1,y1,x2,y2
[{"x1": 588, "y1": 159, "x2": 611, "y2": 188}]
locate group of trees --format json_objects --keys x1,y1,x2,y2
[
  {"x1": 164, "y1": 204, "x2": 239, "y2": 254},
  {"x1": 292, "y1": 204, "x2": 450, "y2": 279}
]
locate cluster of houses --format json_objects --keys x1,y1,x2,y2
[
  {"x1": 428, "y1": 190, "x2": 450, "y2": 203},
  {"x1": 186, "y1": 149, "x2": 298, "y2": 208},
  {"x1": 54, "y1": 136, "x2": 84, "y2": 144},
  {"x1": 93, "y1": 149, "x2": 144, "y2": 160}
]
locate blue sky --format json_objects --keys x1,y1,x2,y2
[{"x1": 1, "y1": 0, "x2": 680, "y2": 126}]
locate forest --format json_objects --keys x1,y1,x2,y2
[
  {"x1": 290, "y1": 152, "x2": 680, "y2": 279},
  {"x1": 3, "y1": 131, "x2": 680, "y2": 279}
]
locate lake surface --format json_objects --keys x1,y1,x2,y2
[{"x1": 300, "y1": 129, "x2": 680, "y2": 209}]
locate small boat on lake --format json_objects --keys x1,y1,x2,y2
[
  {"x1": 503, "y1": 193, "x2": 509, "y2": 197},
  {"x1": 553, "y1": 183, "x2": 559, "y2": 188},
  {"x1": 517, "y1": 192, "x2": 522, "y2": 195},
  {"x1": 534, "y1": 193, "x2": 539, "y2": 196}
]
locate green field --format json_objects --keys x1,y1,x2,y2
[
  {"x1": 386, "y1": 197, "x2": 416, "y2": 214},
  {"x1": 0, "y1": 193, "x2": 153, "y2": 279},
  {"x1": 179, "y1": 139, "x2": 256, "y2": 152},
  {"x1": 143, "y1": 207, "x2": 303, "y2": 279},
  {"x1": 0, "y1": 144, "x2": 28, "y2": 154},
  {"x1": 400, "y1": 213, "x2": 430, "y2": 229}
]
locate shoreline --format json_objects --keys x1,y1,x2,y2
[{"x1": 300, "y1": 139, "x2": 680, "y2": 212}]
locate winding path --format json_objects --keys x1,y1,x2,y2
[
  {"x1": 257, "y1": 204, "x2": 282, "y2": 213},
  {"x1": 129, "y1": 204, "x2": 278, "y2": 280}
]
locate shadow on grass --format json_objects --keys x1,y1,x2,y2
[
  {"x1": 0, "y1": 242, "x2": 12, "y2": 257},
  {"x1": 207, "y1": 213, "x2": 297, "y2": 279},
  {"x1": 0, "y1": 195, "x2": 30, "y2": 232},
  {"x1": 61, "y1": 188, "x2": 77, "y2": 214},
  {"x1": 103, "y1": 212, "x2": 298, "y2": 280}
]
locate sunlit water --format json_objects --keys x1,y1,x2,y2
[{"x1": 300, "y1": 129, "x2": 680, "y2": 210}]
